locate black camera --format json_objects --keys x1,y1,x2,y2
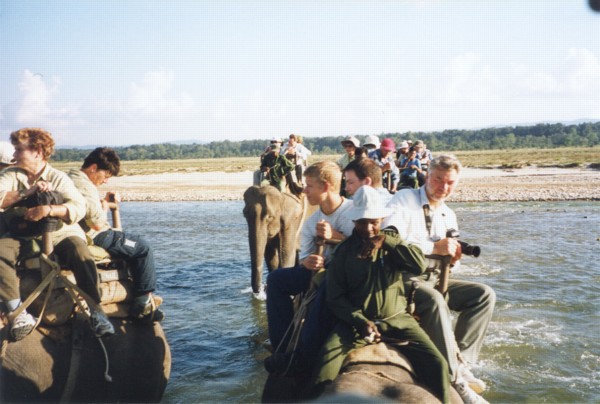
[{"x1": 446, "y1": 229, "x2": 481, "y2": 258}]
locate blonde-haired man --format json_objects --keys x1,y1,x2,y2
[{"x1": 265, "y1": 161, "x2": 354, "y2": 374}]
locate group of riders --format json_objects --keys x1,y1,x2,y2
[
  {"x1": 257, "y1": 135, "x2": 495, "y2": 404},
  {"x1": 0, "y1": 128, "x2": 163, "y2": 346},
  {"x1": 257, "y1": 133, "x2": 434, "y2": 196}
]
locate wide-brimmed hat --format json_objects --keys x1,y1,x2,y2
[
  {"x1": 341, "y1": 135, "x2": 360, "y2": 148},
  {"x1": 398, "y1": 141, "x2": 409, "y2": 149},
  {"x1": 270, "y1": 137, "x2": 282, "y2": 143},
  {"x1": 364, "y1": 134, "x2": 380, "y2": 148},
  {"x1": 347, "y1": 186, "x2": 394, "y2": 221},
  {"x1": 381, "y1": 138, "x2": 395, "y2": 151},
  {"x1": 0, "y1": 141, "x2": 15, "y2": 165}
]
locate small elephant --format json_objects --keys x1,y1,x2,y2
[{"x1": 243, "y1": 185, "x2": 305, "y2": 294}]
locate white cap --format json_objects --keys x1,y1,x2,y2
[
  {"x1": 0, "y1": 141, "x2": 15, "y2": 165},
  {"x1": 347, "y1": 186, "x2": 394, "y2": 221},
  {"x1": 364, "y1": 134, "x2": 381, "y2": 148},
  {"x1": 399, "y1": 141, "x2": 409, "y2": 149},
  {"x1": 270, "y1": 137, "x2": 282, "y2": 143}
]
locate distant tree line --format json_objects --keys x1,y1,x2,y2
[{"x1": 53, "y1": 122, "x2": 600, "y2": 162}]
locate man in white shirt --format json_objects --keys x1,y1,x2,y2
[
  {"x1": 265, "y1": 161, "x2": 354, "y2": 374},
  {"x1": 385, "y1": 155, "x2": 495, "y2": 404}
]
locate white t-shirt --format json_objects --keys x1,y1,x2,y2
[{"x1": 299, "y1": 198, "x2": 355, "y2": 264}]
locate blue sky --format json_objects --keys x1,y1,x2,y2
[{"x1": 1, "y1": 1, "x2": 599, "y2": 147}]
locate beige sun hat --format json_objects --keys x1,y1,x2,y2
[
  {"x1": 0, "y1": 141, "x2": 15, "y2": 165},
  {"x1": 341, "y1": 135, "x2": 360, "y2": 148},
  {"x1": 364, "y1": 134, "x2": 381, "y2": 149},
  {"x1": 347, "y1": 185, "x2": 394, "y2": 221}
]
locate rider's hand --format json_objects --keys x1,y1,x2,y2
[
  {"x1": 316, "y1": 220, "x2": 333, "y2": 240},
  {"x1": 105, "y1": 191, "x2": 121, "y2": 203},
  {"x1": 361, "y1": 321, "x2": 381, "y2": 342},
  {"x1": 433, "y1": 238, "x2": 461, "y2": 258},
  {"x1": 34, "y1": 181, "x2": 53, "y2": 193},
  {"x1": 358, "y1": 235, "x2": 386, "y2": 259},
  {"x1": 301, "y1": 254, "x2": 325, "y2": 271},
  {"x1": 24, "y1": 206, "x2": 51, "y2": 222}
]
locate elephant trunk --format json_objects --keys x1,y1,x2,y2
[{"x1": 247, "y1": 219, "x2": 267, "y2": 294}]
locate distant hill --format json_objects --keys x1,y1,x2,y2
[{"x1": 52, "y1": 121, "x2": 600, "y2": 162}]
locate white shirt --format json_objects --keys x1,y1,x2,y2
[
  {"x1": 282, "y1": 142, "x2": 312, "y2": 164},
  {"x1": 299, "y1": 198, "x2": 354, "y2": 264},
  {"x1": 383, "y1": 186, "x2": 458, "y2": 256}
]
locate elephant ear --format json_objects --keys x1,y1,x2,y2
[{"x1": 289, "y1": 181, "x2": 304, "y2": 196}]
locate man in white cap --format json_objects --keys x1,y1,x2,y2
[
  {"x1": 0, "y1": 141, "x2": 16, "y2": 170},
  {"x1": 396, "y1": 140, "x2": 410, "y2": 164},
  {"x1": 385, "y1": 154, "x2": 493, "y2": 404},
  {"x1": 312, "y1": 185, "x2": 450, "y2": 402}
]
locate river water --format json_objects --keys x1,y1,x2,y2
[{"x1": 118, "y1": 200, "x2": 599, "y2": 403}]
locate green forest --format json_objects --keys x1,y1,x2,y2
[{"x1": 53, "y1": 121, "x2": 600, "y2": 162}]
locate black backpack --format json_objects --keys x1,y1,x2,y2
[{"x1": 4, "y1": 191, "x2": 65, "y2": 237}]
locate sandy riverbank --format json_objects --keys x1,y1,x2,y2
[{"x1": 99, "y1": 166, "x2": 600, "y2": 202}]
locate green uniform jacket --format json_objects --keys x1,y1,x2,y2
[
  {"x1": 326, "y1": 228, "x2": 427, "y2": 332},
  {"x1": 260, "y1": 152, "x2": 294, "y2": 185}
]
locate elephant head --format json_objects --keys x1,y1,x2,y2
[
  {"x1": 243, "y1": 185, "x2": 304, "y2": 293},
  {"x1": 262, "y1": 343, "x2": 462, "y2": 403}
]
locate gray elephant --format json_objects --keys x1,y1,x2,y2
[
  {"x1": 1, "y1": 318, "x2": 170, "y2": 402},
  {"x1": 243, "y1": 185, "x2": 305, "y2": 294},
  {"x1": 262, "y1": 343, "x2": 462, "y2": 403}
]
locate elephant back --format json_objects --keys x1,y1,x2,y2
[
  {"x1": 1, "y1": 317, "x2": 171, "y2": 402},
  {"x1": 2, "y1": 243, "x2": 170, "y2": 402}
]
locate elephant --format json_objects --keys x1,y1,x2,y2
[
  {"x1": 1, "y1": 317, "x2": 170, "y2": 402},
  {"x1": 262, "y1": 343, "x2": 462, "y2": 403},
  {"x1": 0, "y1": 241, "x2": 171, "y2": 402},
  {"x1": 243, "y1": 185, "x2": 305, "y2": 294}
]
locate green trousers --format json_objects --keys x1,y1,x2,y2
[{"x1": 313, "y1": 314, "x2": 450, "y2": 403}]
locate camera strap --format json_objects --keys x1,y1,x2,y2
[{"x1": 423, "y1": 204, "x2": 433, "y2": 238}]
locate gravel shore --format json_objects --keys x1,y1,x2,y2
[{"x1": 100, "y1": 167, "x2": 600, "y2": 203}]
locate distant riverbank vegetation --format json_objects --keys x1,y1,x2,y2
[
  {"x1": 54, "y1": 121, "x2": 599, "y2": 162},
  {"x1": 52, "y1": 148, "x2": 600, "y2": 177}
]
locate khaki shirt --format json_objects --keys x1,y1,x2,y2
[
  {"x1": 0, "y1": 164, "x2": 86, "y2": 244},
  {"x1": 68, "y1": 169, "x2": 110, "y2": 239}
]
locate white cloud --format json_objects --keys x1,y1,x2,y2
[
  {"x1": 14, "y1": 70, "x2": 81, "y2": 129},
  {"x1": 559, "y1": 48, "x2": 600, "y2": 96},
  {"x1": 125, "y1": 70, "x2": 195, "y2": 117}
]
